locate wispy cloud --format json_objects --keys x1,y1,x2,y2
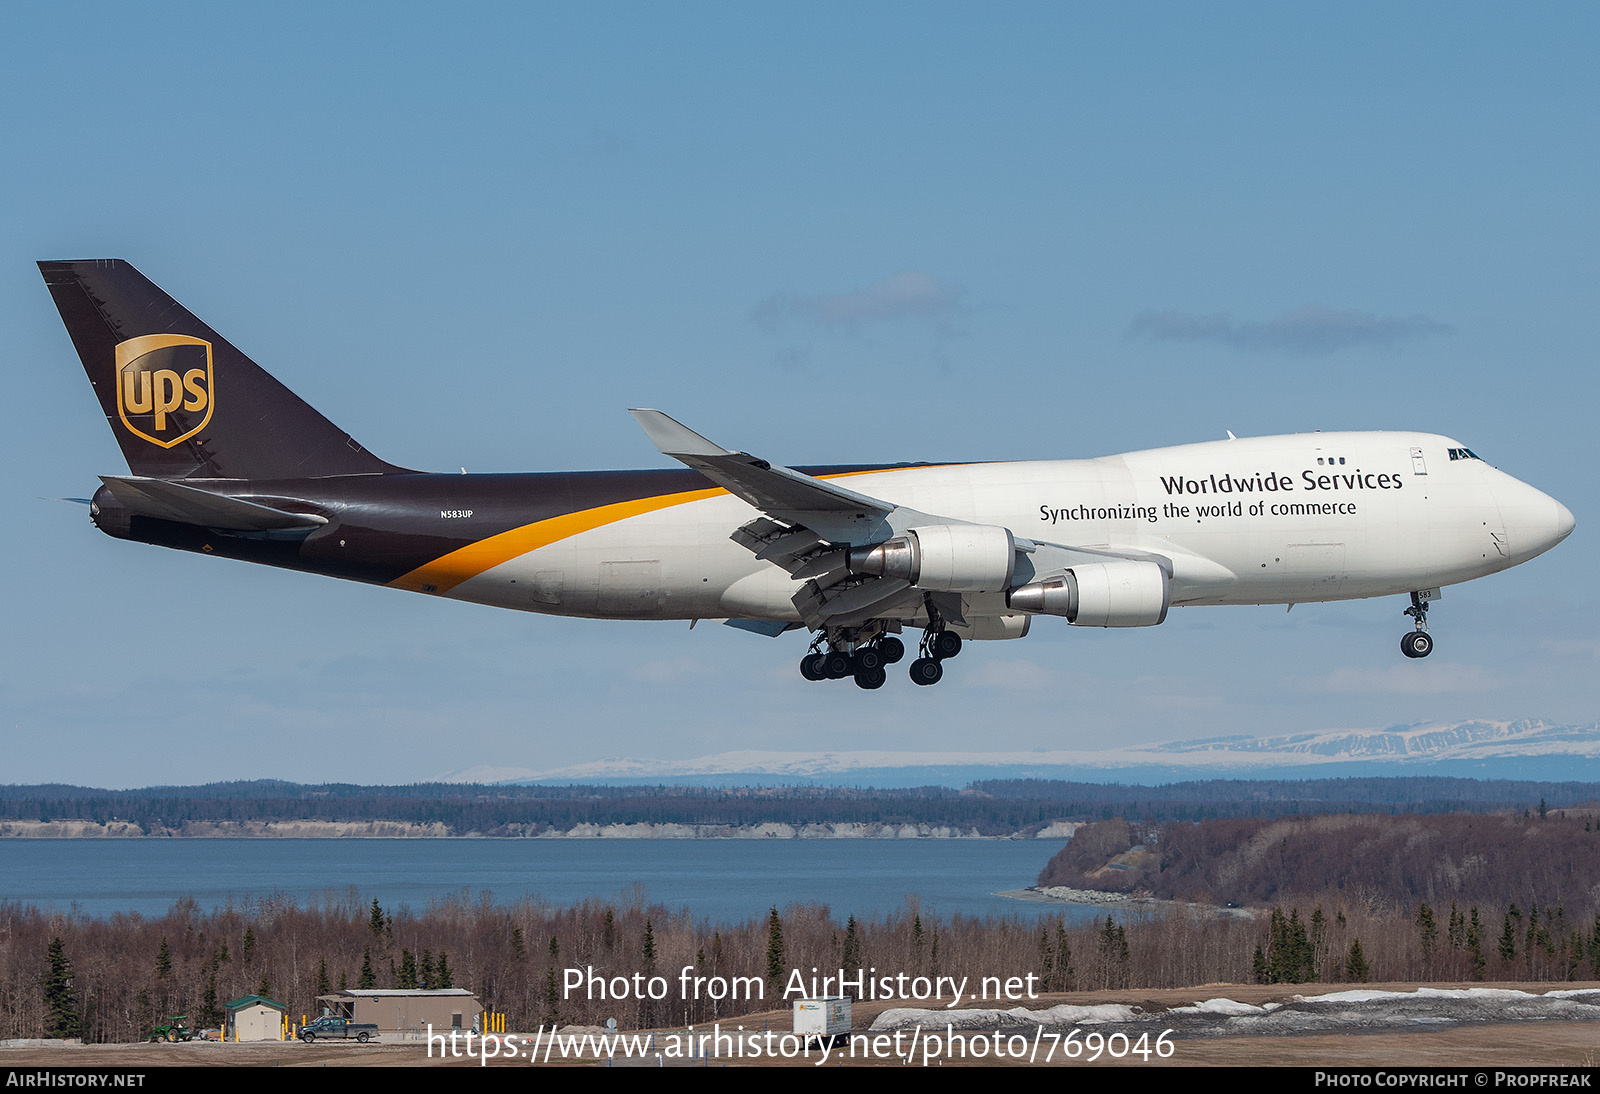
[
  {"x1": 1299, "y1": 662, "x2": 1498, "y2": 695},
  {"x1": 1127, "y1": 305, "x2": 1450, "y2": 356},
  {"x1": 626, "y1": 656, "x2": 717, "y2": 685},
  {"x1": 1539, "y1": 638, "x2": 1600, "y2": 660},
  {"x1": 753, "y1": 271, "x2": 964, "y2": 331}
]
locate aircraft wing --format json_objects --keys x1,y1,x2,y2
[
  {"x1": 631, "y1": 410, "x2": 1178, "y2": 630},
  {"x1": 629, "y1": 409, "x2": 891, "y2": 518},
  {"x1": 632, "y1": 409, "x2": 947, "y2": 625}
]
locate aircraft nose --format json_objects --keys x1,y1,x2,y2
[
  {"x1": 1555, "y1": 498, "x2": 1576, "y2": 543},
  {"x1": 1495, "y1": 476, "x2": 1574, "y2": 561}
]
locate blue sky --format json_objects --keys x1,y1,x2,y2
[{"x1": 2, "y1": 3, "x2": 1595, "y2": 786}]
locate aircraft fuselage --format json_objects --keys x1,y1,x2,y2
[{"x1": 91, "y1": 430, "x2": 1570, "y2": 626}]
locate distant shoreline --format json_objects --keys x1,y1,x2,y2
[
  {"x1": 0, "y1": 819, "x2": 1078, "y2": 840},
  {"x1": 997, "y1": 885, "x2": 1255, "y2": 918}
]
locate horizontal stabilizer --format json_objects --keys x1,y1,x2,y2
[{"x1": 98, "y1": 476, "x2": 327, "y2": 532}]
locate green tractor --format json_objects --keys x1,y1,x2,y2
[{"x1": 146, "y1": 1015, "x2": 193, "y2": 1042}]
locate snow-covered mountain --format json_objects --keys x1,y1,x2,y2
[{"x1": 433, "y1": 719, "x2": 1600, "y2": 787}]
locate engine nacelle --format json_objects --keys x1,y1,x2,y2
[
  {"x1": 1006, "y1": 560, "x2": 1170, "y2": 627},
  {"x1": 848, "y1": 525, "x2": 1015, "y2": 593}
]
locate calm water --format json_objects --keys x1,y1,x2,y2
[{"x1": 0, "y1": 838, "x2": 1097, "y2": 924}]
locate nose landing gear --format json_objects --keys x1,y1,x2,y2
[{"x1": 1400, "y1": 590, "x2": 1435, "y2": 658}]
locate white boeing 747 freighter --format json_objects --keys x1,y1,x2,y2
[{"x1": 42, "y1": 260, "x2": 1575, "y2": 690}]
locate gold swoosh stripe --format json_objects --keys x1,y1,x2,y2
[
  {"x1": 390, "y1": 464, "x2": 965, "y2": 595},
  {"x1": 391, "y1": 487, "x2": 725, "y2": 594}
]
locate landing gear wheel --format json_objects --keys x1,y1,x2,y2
[
  {"x1": 824, "y1": 651, "x2": 853, "y2": 679},
  {"x1": 909, "y1": 657, "x2": 943, "y2": 686},
  {"x1": 1400, "y1": 631, "x2": 1434, "y2": 659},
  {"x1": 1400, "y1": 592, "x2": 1435, "y2": 660},
  {"x1": 800, "y1": 653, "x2": 826, "y2": 681},
  {"x1": 878, "y1": 636, "x2": 905, "y2": 664},
  {"x1": 931, "y1": 631, "x2": 962, "y2": 660},
  {"x1": 853, "y1": 647, "x2": 883, "y2": 672},
  {"x1": 854, "y1": 665, "x2": 887, "y2": 689}
]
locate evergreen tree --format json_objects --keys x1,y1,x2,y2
[
  {"x1": 242, "y1": 926, "x2": 256, "y2": 964},
  {"x1": 1266, "y1": 907, "x2": 1287, "y2": 983},
  {"x1": 642, "y1": 923, "x2": 657, "y2": 974},
  {"x1": 511, "y1": 926, "x2": 526, "y2": 961},
  {"x1": 316, "y1": 957, "x2": 330, "y2": 996},
  {"x1": 256, "y1": 973, "x2": 271, "y2": 998},
  {"x1": 1591, "y1": 916, "x2": 1600, "y2": 979},
  {"x1": 1344, "y1": 939, "x2": 1370, "y2": 982},
  {"x1": 841, "y1": 916, "x2": 861, "y2": 972},
  {"x1": 1054, "y1": 923, "x2": 1074, "y2": 992},
  {"x1": 359, "y1": 946, "x2": 376, "y2": 989},
  {"x1": 765, "y1": 907, "x2": 786, "y2": 992},
  {"x1": 436, "y1": 952, "x2": 453, "y2": 990},
  {"x1": 1098, "y1": 917, "x2": 1129, "y2": 989},
  {"x1": 1525, "y1": 903, "x2": 1539, "y2": 970},
  {"x1": 1499, "y1": 904, "x2": 1520, "y2": 962},
  {"x1": 398, "y1": 949, "x2": 417, "y2": 989},
  {"x1": 1252, "y1": 944, "x2": 1271, "y2": 985},
  {"x1": 1266, "y1": 907, "x2": 1315, "y2": 983},
  {"x1": 155, "y1": 938, "x2": 172, "y2": 980},
  {"x1": 369, "y1": 899, "x2": 386, "y2": 937},
  {"x1": 42, "y1": 938, "x2": 81, "y2": 1039},
  {"x1": 1416, "y1": 903, "x2": 1438, "y2": 969},
  {"x1": 1287, "y1": 909, "x2": 1312, "y2": 982},
  {"x1": 419, "y1": 950, "x2": 433, "y2": 989},
  {"x1": 200, "y1": 970, "x2": 221, "y2": 1030},
  {"x1": 1467, "y1": 908, "x2": 1486, "y2": 981}
]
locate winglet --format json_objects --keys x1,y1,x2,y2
[{"x1": 629, "y1": 409, "x2": 730, "y2": 458}]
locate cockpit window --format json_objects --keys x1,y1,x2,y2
[{"x1": 1447, "y1": 447, "x2": 1481, "y2": 461}]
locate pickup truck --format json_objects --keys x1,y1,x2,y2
[{"x1": 298, "y1": 1016, "x2": 379, "y2": 1043}]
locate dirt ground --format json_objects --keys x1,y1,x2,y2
[{"x1": 4, "y1": 982, "x2": 1597, "y2": 1068}]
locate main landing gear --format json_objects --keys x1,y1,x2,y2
[
  {"x1": 908, "y1": 626, "x2": 962, "y2": 687},
  {"x1": 798, "y1": 615, "x2": 966, "y2": 689},
  {"x1": 1400, "y1": 591, "x2": 1435, "y2": 659},
  {"x1": 799, "y1": 634, "x2": 906, "y2": 690}
]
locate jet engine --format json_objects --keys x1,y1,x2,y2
[
  {"x1": 1006, "y1": 560, "x2": 1170, "y2": 627},
  {"x1": 848, "y1": 525, "x2": 1016, "y2": 593}
]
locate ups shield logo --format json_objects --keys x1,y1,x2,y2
[{"x1": 114, "y1": 334, "x2": 214, "y2": 448}]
